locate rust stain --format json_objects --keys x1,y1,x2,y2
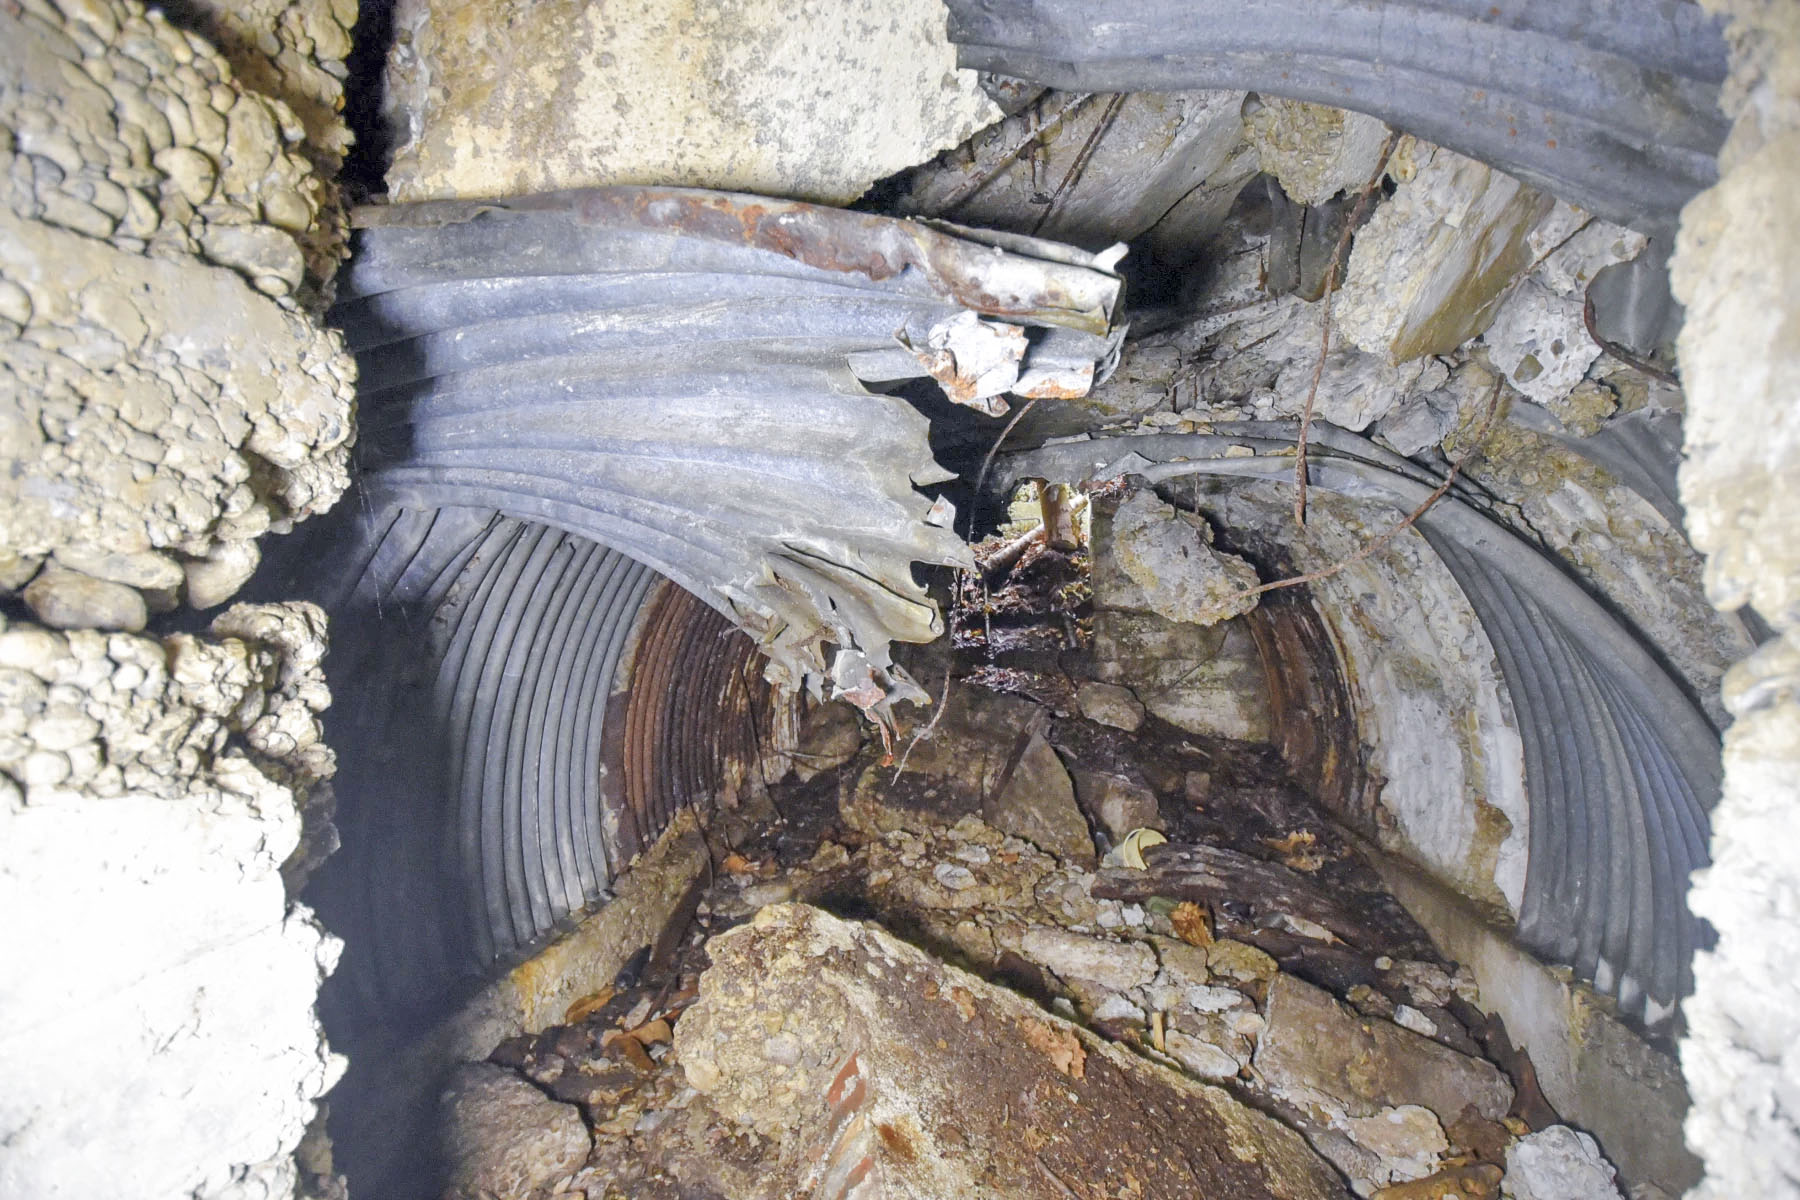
[
  {"x1": 354, "y1": 187, "x2": 1119, "y2": 335},
  {"x1": 615, "y1": 581, "x2": 791, "y2": 861}
]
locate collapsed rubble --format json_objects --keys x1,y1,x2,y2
[{"x1": 430, "y1": 647, "x2": 1631, "y2": 1200}]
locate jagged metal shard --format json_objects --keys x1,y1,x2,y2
[
  {"x1": 942, "y1": 0, "x2": 1729, "y2": 235},
  {"x1": 339, "y1": 187, "x2": 1123, "y2": 710},
  {"x1": 1004, "y1": 426, "x2": 1720, "y2": 1023}
]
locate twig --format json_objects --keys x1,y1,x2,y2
[
  {"x1": 1238, "y1": 378, "x2": 1505, "y2": 602},
  {"x1": 890, "y1": 665, "x2": 954, "y2": 782},
  {"x1": 1583, "y1": 288, "x2": 1679, "y2": 386},
  {"x1": 937, "y1": 93, "x2": 1094, "y2": 215},
  {"x1": 1034, "y1": 1154, "x2": 1083, "y2": 1200},
  {"x1": 1294, "y1": 130, "x2": 1400, "y2": 529},
  {"x1": 969, "y1": 396, "x2": 1042, "y2": 656},
  {"x1": 972, "y1": 397, "x2": 1043, "y2": 534},
  {"x1": 1032, "y1": 92, "x2": 1129, "y2": 236},
  {"x1": 982, "y1": 523, "x2": 1047, "y2": 578}
]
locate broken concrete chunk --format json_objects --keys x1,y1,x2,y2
[
  {"x1": 984, "y1": 730, "x2": 1097, "y2": 867},
  {"x1": 1020, "y1": 925, "x2": 1159, "y2": 993},
  {"x1": 438, "y1": 1062, "x2": 592, "y2": 1200},
  {"x1": 1092, "y1": 610, "x2": 1272, "y2": 740},
  {"x1": 1501, "y1": 1126, "x2": 1625, "y2": 1200},
  {"x1": 383, "y1": 0, "x2": 1002, "y2": 205},
  {"x1": 1482, "y1": 280, "x2": 1603, "y2": 407},
  {"x1": 1110, "y1": 490, "x2": 1260, "y2": 626},
  {"x1": 1246, "y1": 96, "x2": 1391, "y2": 206},
  {"x1": 1336, "y1": 142, "x2": 1556, "y2": 363},
  {"x1": 1256, "y1": 974, "x2": 1514, "y2": 1128},
  {"x1": 1075, "y1": 680, "x2": 1146, "y2": 731},
  {"x1": 676, "y1": 903, "x2": 1350, "y2": 1198}
]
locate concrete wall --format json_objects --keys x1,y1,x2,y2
[{"x1": 1669, "y1": 3, "x2": 1800, "y2": 1195}]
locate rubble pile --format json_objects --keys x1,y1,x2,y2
[{"x1": 433, "y1": 658, "x2": 1623, "y2": 1199}]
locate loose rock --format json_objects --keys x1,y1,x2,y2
[
  {"x1": 23, "y1": 563, "x2": 147, "y2": 631},
  {"x1": 438, "y1": 1062, "x2": 592, "y2": 1200}
]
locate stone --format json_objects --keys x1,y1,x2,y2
[
  {"x1": 983, "y1": 731, "x2": 1097, "y2": 867},
  {"x1": 199, "y1": 223, "x2": 304, "y2": 292},
  {"x1": 1245, "y1": 95, "x2": 1391, "y2": 206},
  {"x1": 1018, "y1": 926, "x2": 1159, "y2": 993},
  {"x1": 1166, "y1": 1030, "x2": 1242, "y2": 1079},
  {"x1": 437, "y1": 1062, "x2": 592, "y2": 1200},
  {"x1": 1207, "y1": 939, "x2": 1278, "y2": 984},
  {"x1": 182, "y1": 539, "x2": 260, "y2": 609},
  {"x1": 1544, "y1": 379, "x2": 1618, "y2": 438},
  {"x1": 1110, "y1": 490, "x2": 1261, "y2": 627},
  {"x1": 383, "y1": 0, "x2": 1002, "y2": 206},
  {"x1": 152, "y1": 144, "x2": 215, "y2": 205},
  {"x1": 1501, "y1": 1126, "x2": 1624, "y2": 1200},
  {"x1": 1071, "y1": 769, "x2": 1163, "y2": 842},
  {"x1": 675, "y1": 903, "x2": 1349, "y2": 1198},
  {"x1": 1343, "y1": 1105, "x2": 1449, "y2": 1184},
  {"x1": 51, "y1": 544, "x2": 183, "y2": 590},
  {"x1": 1075, "y1": 681, "x2": 1145, "y2": 731},
  {"x1": 23, "y1": 564, "x2": 147, "y2": 631},
  {"x1": 1255, "y1": 975, "x2": 1514, "y2": 1127},
  {"x1": 1335, "y1": 141, "x2": 1556, "y2": 364}
]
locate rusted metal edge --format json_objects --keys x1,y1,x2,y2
[{"x1": 349, "y1": 185, "x2": 1122, "y2": 336}]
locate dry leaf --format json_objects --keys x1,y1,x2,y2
[
  {"x1": 1171, "y1": 901, "x2": 1214, "y2": 948},
  {"x1": 1263, "y1": 830, "x2": 1327, "y2": 872},
  {"x1": 1017, "y1": 1017, "x2": 1086, "y2": 1079},
  {"x1": 564, "y1": 985, "x2": 616, "y2": 1023},
  {"x1": 600, "y1": 1028, "x2": 656, "y2": 1072},
  {"x1": 721, "y1": 852, "x2": 756, "y2": 875},
  {"x1": 1264, "y1": 831, "x2": 1317, "y2": 854},
  {"x1": 1370, "y1": 1163, "x2": 1502, "y2": 1200},
  {"x1": 631, "y1": 1018, "x2": 673, "y2": 1046}
]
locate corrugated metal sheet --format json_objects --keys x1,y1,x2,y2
[
  {"x1": 338, "y1": 186, "x2": 1123, "y2": 710},
  {"x1": 287, "y1": 188, "x2": 1123, "y2": 1019},
  {"x1": 1004, "y1": 425, "x2": 1719, "y2": 1022},
  {"x1": 942, "y1": 0, "x2": 1729, "y2": 235},
  {"x1": 287, "y1": 507, "x2": 790, "y2": 1019}
]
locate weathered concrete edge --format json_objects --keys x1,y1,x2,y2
[
  {"x1": 1369, "y1": 848, "x2": 1701, "y2": 1196},
  {"x1": 441, "y1": 808, "x2": 709, "y2": 1055}
]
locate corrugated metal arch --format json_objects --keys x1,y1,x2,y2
[
  {"x1": 1003, "y1": 425, "x2": 1720, "y2": 1023},
  {"x1": 942, "y1": 0, "x2": 1729, "y2": 235},
  {"x1": 281, "y1": 188, "x2": 1123, "y2": 1019}
]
